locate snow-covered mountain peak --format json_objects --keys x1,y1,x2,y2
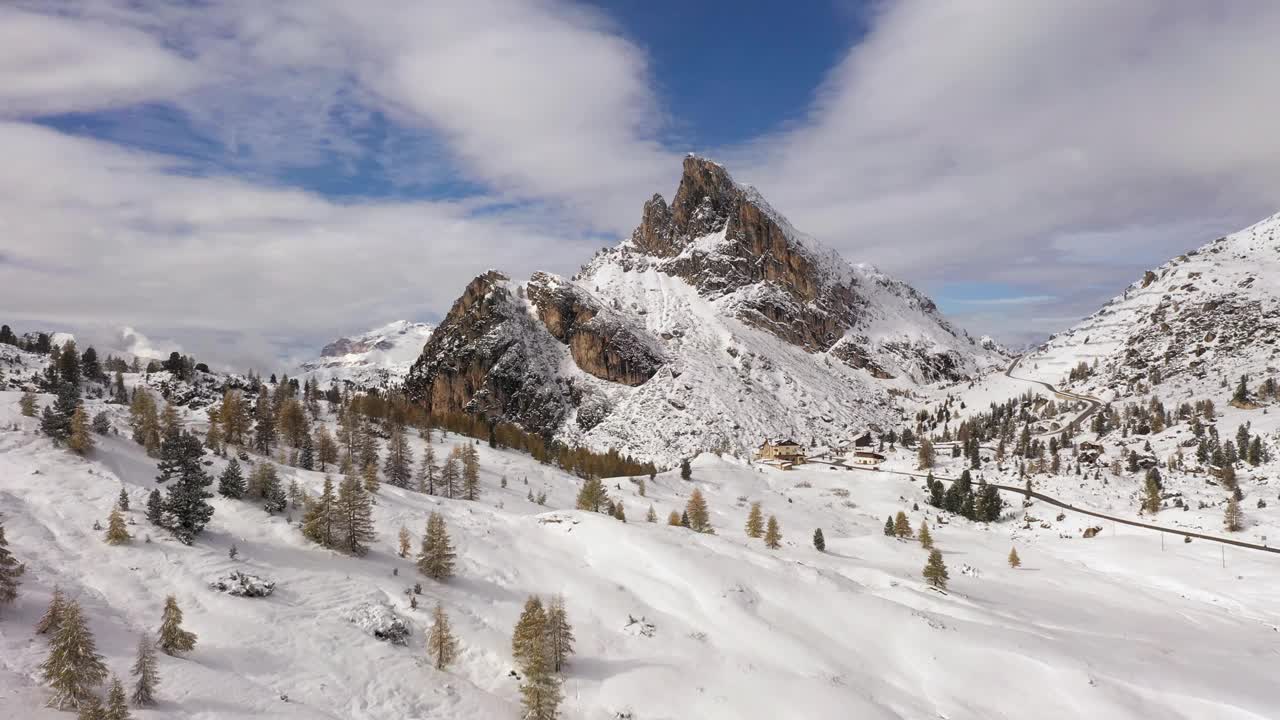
[
  {"x1": 406, "y1": 157, "x2": 1003, "y2": 464},
  {"x1": 299, "y1": 320, "x2": 433, "y2": 389}
]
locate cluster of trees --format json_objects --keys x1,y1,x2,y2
[
  {"x1": 300, "y1": 475, "x2": 376, "y2": 555},
  {"x1": 30, "y1": 585, "x2": 190, "y2": 714},
  {"x1": 743, "y1": 502, "x2": 782, "y2": 549},
  {"x1": 512, "y1": 595, "x2": 574, "y2": 719},
  {"x1": 924, "y1": 471, "x2": 1003, "y2": 522}
]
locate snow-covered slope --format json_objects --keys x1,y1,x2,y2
[
  {"x1": 405, "y1": 157, "x2": 1005, "y2": 465},
  {"x1": 1016, "y1": 211, "x2": 1280, "y2": 400},
  {"x1": 299, "y1": 321, "x2": 433, "y2": 389},
  {"x1": 4, "y1": 374, "x2": 1280, "y2": 719}
]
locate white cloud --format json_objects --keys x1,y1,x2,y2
[
  {"x1": 734, "y1": 0, "x2": 1280, "y2": 339},
  {"x1": 0, "y1": 122, "x2": 596, "y2": 370},
  {"x1": 0, "y1": 6, "x2": 204, "y2": 117}
]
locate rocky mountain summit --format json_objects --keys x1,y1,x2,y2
[{"x1": 405, "y1": 156, "x2": 1004, "y2": 464}]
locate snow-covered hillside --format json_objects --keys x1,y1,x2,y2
[
  {"x1": 1016, "y1": 211, "x2": 1280, "y2": 401},
  {"x1": 298, "y1": 321, "x2": 433, "y2": 389},
  {"x1": 405, "y1": 157, "x2": 1005, "y2": 466},
  {"x1": 3, "y1": 349, "x2": 1279, "y2": 719}
]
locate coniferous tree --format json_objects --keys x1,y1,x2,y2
[
  {"x1": 923, "y1": 549, "x2": 949, "y2": 590},
  {"x1": 667, "y1": 510, "x2": 682, "y2": 526},
  {"x1": 316, "y1": 426, "x2": 338, "y2": 471},
  {"x1": 256, "y1": 464, "x2": 287, "y2": 513},
  {"x1": 575, "y1": 476, "x2": 608, "y2": 512},
  {"x1": 36, "y1": 586, "x2": 66, "y2": 634},
  {"x1": 217, "y1": 458, "x2": 246, "y2": 499},
  {"x1": 646, "y1": 504, "x2": 657, "y2": 523},
  {"x1": 546, "y1": 595, "x2": 575, "y2": 673},
  {"x1": 252, "y1": 390, "x2": 275, "y2": 454},
  {"x1": 299, "y1": 431, "x2": 315, "y2": 471},
  {"x1": 68, "y1": 405, "x2": 95, "y2": 454},
  {"x1": 157, "y1": 595, "x2": 196, "y2": 655},
  {"x1": 361, "y1": 461, "x2": 381, "y2": 495},
  {"x1": 1141, "y1": 472, "x2": 1162, "y2": 514},
  {"x1": 764, "y1": 515, "x2": 782, "y2": 549},
  {"x1": 19, "y1": 390, "x2": 38, "y2": 417},
  {"x1": 130, "y1": 633, "x2": 159, "y2": 707},
  {"x1": 680, "y1": 458, "x2": 692, "y2": 480},
  {"x1": 334, "y1": 475, "x2": 376, "y2": 556},
  {"x1": 893, "y1": 511, "x2": 913, "y2": 539},
  {"x1": 103, "y1": 675, "x2": 131, "y2": 720},
  {"x1": 105, "y1": 507, "x2": 131, "y2": 545},
  {"x1": 613, "y1": 502, "x2": 627, "y2": 522},
  {"x1": 427, "y1": 602, "x2": 459, "y2": 671},
  {"x1": 417, "y1": 444, "x2": 438, "y2": 494},
  {"x1": 383, "y1": 424, "x2": 413, "y2": 488},
  {"x1": 744, "y1": 502, "x2": 764, "y2": 538},
  {"x1": 40, "y1": 599, "x2": 108, "y2": 709},
  {"x1": 883, "y1": 516, "x2": 895, "y2": 536},
  {"x1": 398, "y1": 525, "x2": 412, "y2": 558},
  {"x1": 511, "y1": 596, "x2": 547, "y2": 672},
  {"x1": 440, "y1": 452, "x2": 460, "y2": 499},
  {"x1": 41, "y1": 382, "x2": 79, "y2": 444},
  {"x1": 918, "y1": 520, "x2": 933, "y2": 549},
  {"x1": 812, "y1": 527, "x2": 825, "y2": 552},
  {"x1": 301, "y1": 475, "x2": 337, "y2": 548},
  {"x1": 685, "y1": 488, "x2": 711, "y2": 533},
  {"x1": 461, "y1": 443, "x2": 481, "y2": 501},
  {"x1": 145, "y1": 490, "x2": 163, "y2": 526},
  {"x1": 917, "y1": 438, "x2": 936, "y2": 469},
  {"x1": 0, "y1": 522, "x2": 25, "y2": 611},
  {"x1": 1008, "y1": 546, "x2": 1021, "y2": 568},
  {"x1": 417, "y1": 512, "x2": 455, "y2": 580},
  {"x1": 117, "y1": 488, "x2": 129, "y2": 511},
  {"x1": 1224, "y1": 496, "x2": 1244, "y2": 532},
  {"x1": 159, "y1": 432, "x2": 214, "y2": 544}
]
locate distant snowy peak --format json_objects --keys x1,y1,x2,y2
[
  {"x1": 300, "y1": 320, "x2": 433, "y2": 388},
  {"x1": 1036, "y1": 210, "x2": 1280, "y2": 396},
  {"x1": 405, "y1": 156, "x2": 1003, "y2": 464}
]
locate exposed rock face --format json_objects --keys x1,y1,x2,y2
[
  {"x1": 404, "y1": 156, "x2": 1003, "y2": 463},
  {"x1": 525, "y1": 272, "x2": 663, "y2": 387}
]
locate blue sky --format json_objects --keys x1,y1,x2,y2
[{"x1": 2, "y1": 1, "x2": 1279, "y2": 367}]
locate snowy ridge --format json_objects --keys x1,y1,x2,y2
[
  {"x1": 1015, "y1": 210, "x2": 1280, "y2": 400},
  {"x1": 298, "y1": 321, "x2": 433, "y2": 389}
]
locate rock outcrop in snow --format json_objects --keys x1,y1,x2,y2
[
  {"x1": 208, "y1": 571, "x2": 277, "y2": 598},
  {"x1": 405, "y1": 156, "x2": 1004, "y2": 465},
  {"x1": 346, "y1": 601, "x2": 411, "y2": 645}
]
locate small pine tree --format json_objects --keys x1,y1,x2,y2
[
  {"x1": 157, "y1": 595, "x2": 197, "y2": 656},
  {"x1": 1224, "y1": 496, "x2": 1244, "y2": 532},
  {"x1": 427, "y1": 602, "x2": 459, "y2": 671},
  {"x1": 1141, "y1": 472, "x2": 1162, "y2": 514},
  {"x1": 512, "y1": 595, "x2": 547, "y2": 671},
  {"x1": 145, "y1": 490, "x2": 163, "y2": 526},
  {"x1": 546, "y1": 594, "x2": 575, "y2": 673},
  {"x1": 301, "y1": 475, "x2": 337, "y2": 548},
  {"x1": 104, "y1": 674, "x2": 131, "y2": 720},
  {"x1": 893, "y1": 511, "x2": 913, "y2": 539},
  {"x1": 335, "y1": 475, "x2": 376, "y2": 555},
  {"x1": 764, "y1": 515, "x2": 782, "y2": 549},
  {"x1": 883, "y1": 516, "x2": 895, "y2": 536},
  {"x1": 117, "y1": 488, "x2": 129, "y2": 511},
  {"x1": 76, "y1": 693, "x2": 104, "y2": 720},
  {"x1": 217, "y1": 458, "x2": 246, "y2": 499},
  {"x1": 19, "y1": 390, "x2": 38, "y2": 417},
  {"x1": 1008, "y1": 546, "x2": 1021, "y2": 568},
  {"x1": 613, "y1": 502, "x2": 627, "y2": 522},
  {"x1": 105, "y1": 507, "x2": 131, "y2": 545},
  {"x1": 667, "y1": 510, "x2": 682, "y2": 526},
  {"x1": 0, "y1": 522, "x2": 25, "y2": 611},
  {"x1": 67, "y1": 404, "x2": 95, "y2": 454},
  {"x1": 680, "y1": 458, "x2": 692, "y2": 480},
  {"x1": 812, "y1": 527, "x2": 825, "y2": 552},
  {"x1": 685, "y1": 488, "x2": 711, "y2": 533},
  {"x1": 575, "y1": 476, "x2": 608, "y2": 512},
  {"x1": 130, "y1": 633, "x2": 158, "y2": 707},
  {"x1": 417, "y1": 512, "x2": 455, "y2": 580},
  {"x1": 40, "y1": 599, "x2": 108, "y2": 709},
  {"x1": 923, "y1": 549, "x2": 949, "y2": 590},
  {"x1": 918, "y1": 521, "x2": 933, "y2": 550},
  {"x1": 646, "y1": 504, "x2": 657, "y2": 522},
  {"x1": 397, "y1": 525, "x2": 411, "y2": 558},
  {"x1": 744, "y1": 502, "x2": 764, "y2": 538},
  {"x1": 36, "y1": 586, "x2": 66, "y2": 634}
]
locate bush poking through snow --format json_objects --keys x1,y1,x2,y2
[
  {"x1": 208, "y1": 570, "x2": 276, "y2": 598},
  {"x1": 346, "y1": 601, "x2": 411, "y2": 645}
]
